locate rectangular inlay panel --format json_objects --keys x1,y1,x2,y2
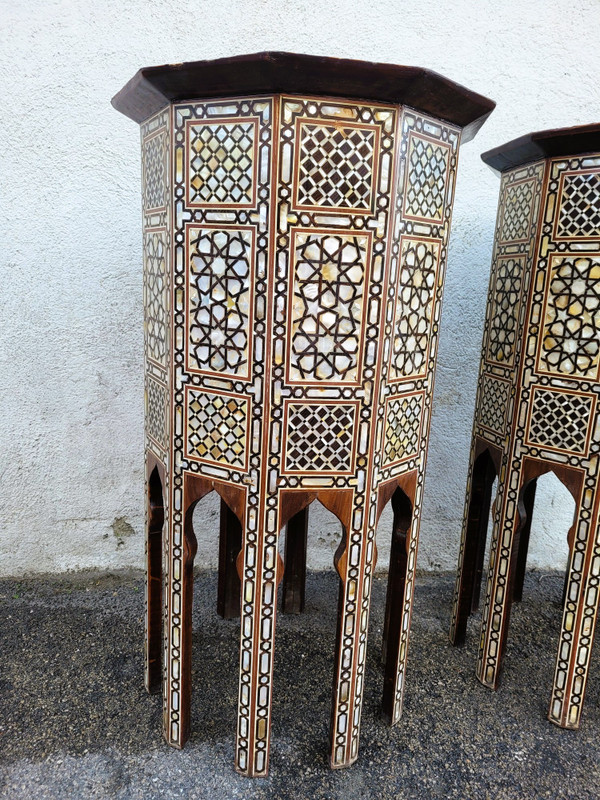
[
  {"x1": 186, "y1": 225, "x2": 255, "y2": 379},
  {"x1": 293, "y1": 119, "x2": 379, "y2": 213},
  {"x1": 282, "y1": 401, "x2": 358, "y2": 474},
  {"x1": 402, "y1": 133, "x2": 450, "y2": 223},
  {"x1": 486, "y1": 255, "x2": 525, "y2": 366},
  {"x1": 142, "y1": 128, "x2": 168, "y2": 211},
  {"x1": 186, "y1": 117, "x2": 258, "y2": 207},
  {"x1": 498, "y1": 179, "x2": 535, "y2": 243},
  {"x1": 389, "y1": 236, "x2": 441, "y2": 380},
  {"x1": 538, "y1": 253, "x2": 600, "y2": 379},
  {"x1": 287, "y1": 228, "x2": 371, "y2": 383},
  {"x1": 143, "y1": 228, "x2": 169, "y2": 368},
  {"x1": 478, "y1": 374, "x2": 510, "y2": 435},
  {"x1": 146, "y1": 376, "x2": 169, "y2": 453},
  {"x1": 381, "y1": 393, "x2": 424, "y2": 468},
  {"x1": 555, "y1": 170, "x2": 600, "y2": 240},
  {"x1": 526, "y1": 386, "x2": 594, "y2": 456},
  {"x1": 185, "y1": 387, "x2": 249, "y2": 471}
]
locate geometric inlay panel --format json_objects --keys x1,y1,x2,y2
[
  {"x1": 283, "y1": 402, "x2": 357, "y2": 473},
  {"x1": 288, "y1": 230, "x2": 369, "y2": 383},
  {"x1": 539, "y1": 254, "x2": 600, "y2": 379},
  {"x1": 187, "y1": 119, "x2": 257, "y2": 206},
  {"x1": 390, "y1": 237, "x2": 440, "y2": 380},
  {"x1": 144, "y1": 229, "x2": 168, "y2": 367},
  {"x1": 556, "y1": 172, "x2": 600, "y2": 239},
  {"x1": 478, "y1": 374, "x2": 510, "y2": 434},
  {"x1": 295, "y1": 121, "x2": 377, "y2": 212},
  {"x1": 526, "y1": 387, "x2": 594, "y2": 455},
  {"x1": 486, "y1": 256, "x2": 523, "y2": 365},
  {"x1": 146, "y1": 377, "x2": 168, "y2": 451},
  {"x1": 382, "y1": 393, "x2": 423, "y2": 467},
  {"x1": 187, "y1": 226, "x2": 253, "y2": 378},
  {"x1": 499, "y1": 180, "x2": 534, "y2": 242},
  {"x1": 185, "y1": 388, "x2": 249, "y2": 470},
  {"x1": 403, "y1": 134, "x2": 449, "y2": 223},
  {"x1": 142, "y1": 131, "x2": 167, "y2": 211}
]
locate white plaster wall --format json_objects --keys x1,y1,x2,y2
[{"x1": 1, "y1": 0, "x2": 599, "y2": 577}]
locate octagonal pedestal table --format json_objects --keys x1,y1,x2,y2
[{"x1": 112, "y1": 52, "x2": 494, "y2": 776}]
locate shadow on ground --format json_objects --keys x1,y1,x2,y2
[{"x1": 0, "y1": 570, "x2": 599, "y2": 799}]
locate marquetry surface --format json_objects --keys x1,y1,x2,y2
[
  {"x1": 141, "y1": 93, "x2": 463, "y2": 776},
  {"x1": 449, "y1": 148, "x2": 600, "y2": 733}
]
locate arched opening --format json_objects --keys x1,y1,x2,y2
[{"x1": 146, "y1": 464, "x2": 165, "y2": 693}]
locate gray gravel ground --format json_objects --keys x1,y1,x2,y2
[{"x1": 0, "y1": 570, "x2": 599, "y2": 799}]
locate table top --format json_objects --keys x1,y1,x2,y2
[
  {"x1": 482, "y1": 122, "x2": 600, "y2": 173},
  {"x1": 111, "y1": 51, "x2": 495, "y2": 142}
]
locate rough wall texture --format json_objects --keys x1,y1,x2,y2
[{"x1": 1, "y1": 0, "x2": 599, "y2": 577}]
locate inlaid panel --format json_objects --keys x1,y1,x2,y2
[
  {"x1": 402, "y1": 133, "x2": 450, "y2": 222},
  {"x1": 185, "y1": 387, "x2": 249, "y2": 470},
  {"x1": 478, "y1": 374, "x2": 510, "y2": 435},
  {"x1": 146, "y1": 376, "x2": 169, "y2": 455},
  {"x1": 283, "y1": 401, "x2": 358, "y2": 474},
  {"x1": 382, "y1": 393, "x2": 423, "y2": 468},
  {"x1": 144, "y1": 229, "x2": 169, "y2": 368},
  {"x1": 186, "y1": 225, "x2": 254, "y2": 378},
  {"x1": 526, "y1": 386, "x2": 594, "y2": 456},
  {"x1": 186, "y1": 117, "x2": 258, "y2": 207},
  {"x1": 287, "y1": 229, "x2": 371, "y2": 383},
  {"x1": 556, "y1": 171, "x2": 600, "y2": 239},
  {"x1": 389, "y1": 237, "x2": 441, "y2": 380},
  {"x1": 294, "y1": 119, "x2": 379, "y2": 212},
  {"x1": 486, "y1": 255, "x2": 524, "y2": 366},
  {"x1": 538, "y1": 253, "x2": 600, "y2": 379},
  {"x1": 498, "y1": 179, "x2": 535, "y2": 243},
  {"x1": 142, "y1": 128, "x2": 168, "y2": 211}
]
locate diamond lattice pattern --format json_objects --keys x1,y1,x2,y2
[
  {"x1": 500, "y1": 181, "x2": 534, "y2": 242},
  {"x1": 147, "y1": 378, "x2": 168, "y2": 449},
  {"x1": 540, "y1": 255, "x2": 600, "y2": 378},
  {"x1": 404, "y1": 136, "x2": 449, "y2": 222},
  {"x1": 290, "y1": 232, "x2": 368, "y2": 382},
  {"x1": 528, "y1": 388, "x2": 592, "y2": 454},
  {"x1": 296, "y1": 122, "x2": 375, "y2": 210},
  {"x1": 187, "y1": 390, "x2": 247, "y2": 469},
  {"x1": 143, "y1": 132, "x2": 166, "y2": 210},
  {"x1": 557, "y1": 172, "x2": 600, "y2": 238},
  {"x1": 382, "y1": 394, "x2": 422, "y2": 466},
  {"x1": 284, "y1": 404, "x2": 356, "y2": 473},
  {"x1": 478, "y1": 375, "x2": 510, "y2": 434},
  {"x1": 390, "y1": 239, "x2": 439, "y2": 378},
  {"x1": 188, "y1": 228, "x2": 252, "y2": 376},
  {"x1": 188, "y1": 121, "x2": 255, "y2": 205}
]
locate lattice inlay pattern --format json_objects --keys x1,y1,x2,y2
[
  {"x1": 540, "y1": 254, "x2": 600, "y2": 378},
  {"x1": 142, "y1": 131, "x2": 167, "y2": 210},
  {"x1": 403, "y1": 135, "x2": 449, "y2": 222},
  {"x1": 187, "y1": 119, "x2": 256, "y2": 205},
  {"x1": 557, "y1": 172, "x2": 600, "y2": 239},
  {"x1": 187, "y1": 226, "x2": 253, "y2": 377},
  {"x1": 478, "y1": 375, "x2": 510, "y2": 434},
  {"x1": 527, "y1": 388, "x2": 593, "y2": 455},
  {"x1": 146, "y1": 377, "x2": 168, "y2": 451},
  {"x1": 295, "y1": 121, "x2": 376, "y2": 211},
  {"x1": 382, "y1": 394, "x2": 423, "y2": 466},
  {"x1": 186, "y1": 389, "x2": 248, "y2": 469},
  {"x1": 499, "y1": 180, "x2": 534, "y2": 242},
  {"x1": 289, "y1": 231, "x2": 369, "y2": 382},
  {"x1": 390, "y1": 238, "x2": 440, "y2": 379},
  {"x1": 486, "y1": 256, "x2": 523, "y2": 365},
  {"x1": 284, "y1": 403, "x2": 356, "y2": 473},
  {"x1": 144, "y1": 230, "x2": 168, "y2": 366}
]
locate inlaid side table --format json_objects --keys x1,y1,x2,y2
[
  {"x1": 449, "y1": 124, "x2": 600, "y2": 730},
  {"x1": 112, "y1": 52, "x2": 494, "y2": 776}
]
